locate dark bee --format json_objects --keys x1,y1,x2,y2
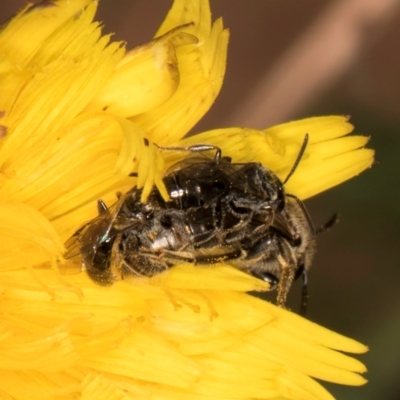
[
  {"x1": 65, "y1": 140, "x2": 315, "y2": 309},
  {"x1": 242, "y1": 196, "x2": 316, "y2": 311}
]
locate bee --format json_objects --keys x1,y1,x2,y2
[
  {"x1": 240, "y1": 195, "x2": 316, "y2": 312},
  {"x1": 65, "y1": 138, "x2": 317, "y2": 311}
]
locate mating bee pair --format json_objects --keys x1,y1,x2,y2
[{"x1": 65, "y1": 137, "x2": 319, "y2": 313}]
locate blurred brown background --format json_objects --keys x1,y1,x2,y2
[{"x1": 2, "y1": 1, "x2": 399, "y2": 399}]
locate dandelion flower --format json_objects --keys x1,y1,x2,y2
[{"x1": 0, "y1": 1, "x2": 373, "y2": 399}]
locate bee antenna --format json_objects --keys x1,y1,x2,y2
[{"x1": 283, "y1": 134, "x2": 309, "y2": 185}]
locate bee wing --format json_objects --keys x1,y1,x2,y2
[
  {"x1": 64, "y1": 221, "x2": 92, "y2": 259},
  {"x1": 271, "y1": 210, "x2": 295, "y2": 240},
  {"x1": 64, "y1": 196, "x2": 127, "y2": 260}
]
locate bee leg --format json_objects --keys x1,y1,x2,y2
[
  {"x1": 97, "y1": 199, "x2": 109, "y2": 215},
  {"x1": 316, "y1": 212, "x2": 339, "y2": 234},
  {"x1": 276, "y1": 253, "x2": 295, "y2": 308},
  {"x1": 300, "y1": 269, "x2": 309, "y2": 316},
  {"x1": 155, "y1": 143, "x2": 222, "y2": 162}
]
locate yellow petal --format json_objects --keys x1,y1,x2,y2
[
  {"x1": 0, "y1": 3, "x2": 124, "y2": 173},
  {"x1": 0, "y1": 1, "x2": 370, "y2": 399},
  {"x1": 161, "y1": 264, "x2": 270, "y2": 292},
  {"x1": 0, "y1": 202, "x2": 64, "y2": 271},
  {"x1": 131, "y1": 0, "x2": 229, "y2": 144},
  {"x1": 156, "y1": 0, "x2": 212, "y2": 38},
  {"x1": 0, "y1": 267, "x2": 367, "y2": 399},
  {"x1": 264, "y1": 115, "x2": 354, "y2": 142},
  {"x1": 0, "y1": 0, "x2": 93, "y2": 66},
  {"x1": 0, "y1": 1, "x2": 107, "y2": 117},
  {"x1": 86, "y1": 27, "x2": 198, "y2": 118},
  {"x1": 175, "y1": 116, "x2": 374, "y2": 199},
  {"x1": 80, "y1": 374, "x2": 135, "y2": 400},
  {"x1": 176, "y1": 126, "x2": 285, "y2": 166},
  {"x1": 285, "y1": 147, "x2": 374, "y2": 199}
]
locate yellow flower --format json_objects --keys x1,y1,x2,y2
[{"x1": 0, "y1": 1, "x2": 373, "y2": 400}]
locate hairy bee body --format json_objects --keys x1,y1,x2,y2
[{"x1": 65, "y1": 144, "x2": 316, "y2": 308}]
